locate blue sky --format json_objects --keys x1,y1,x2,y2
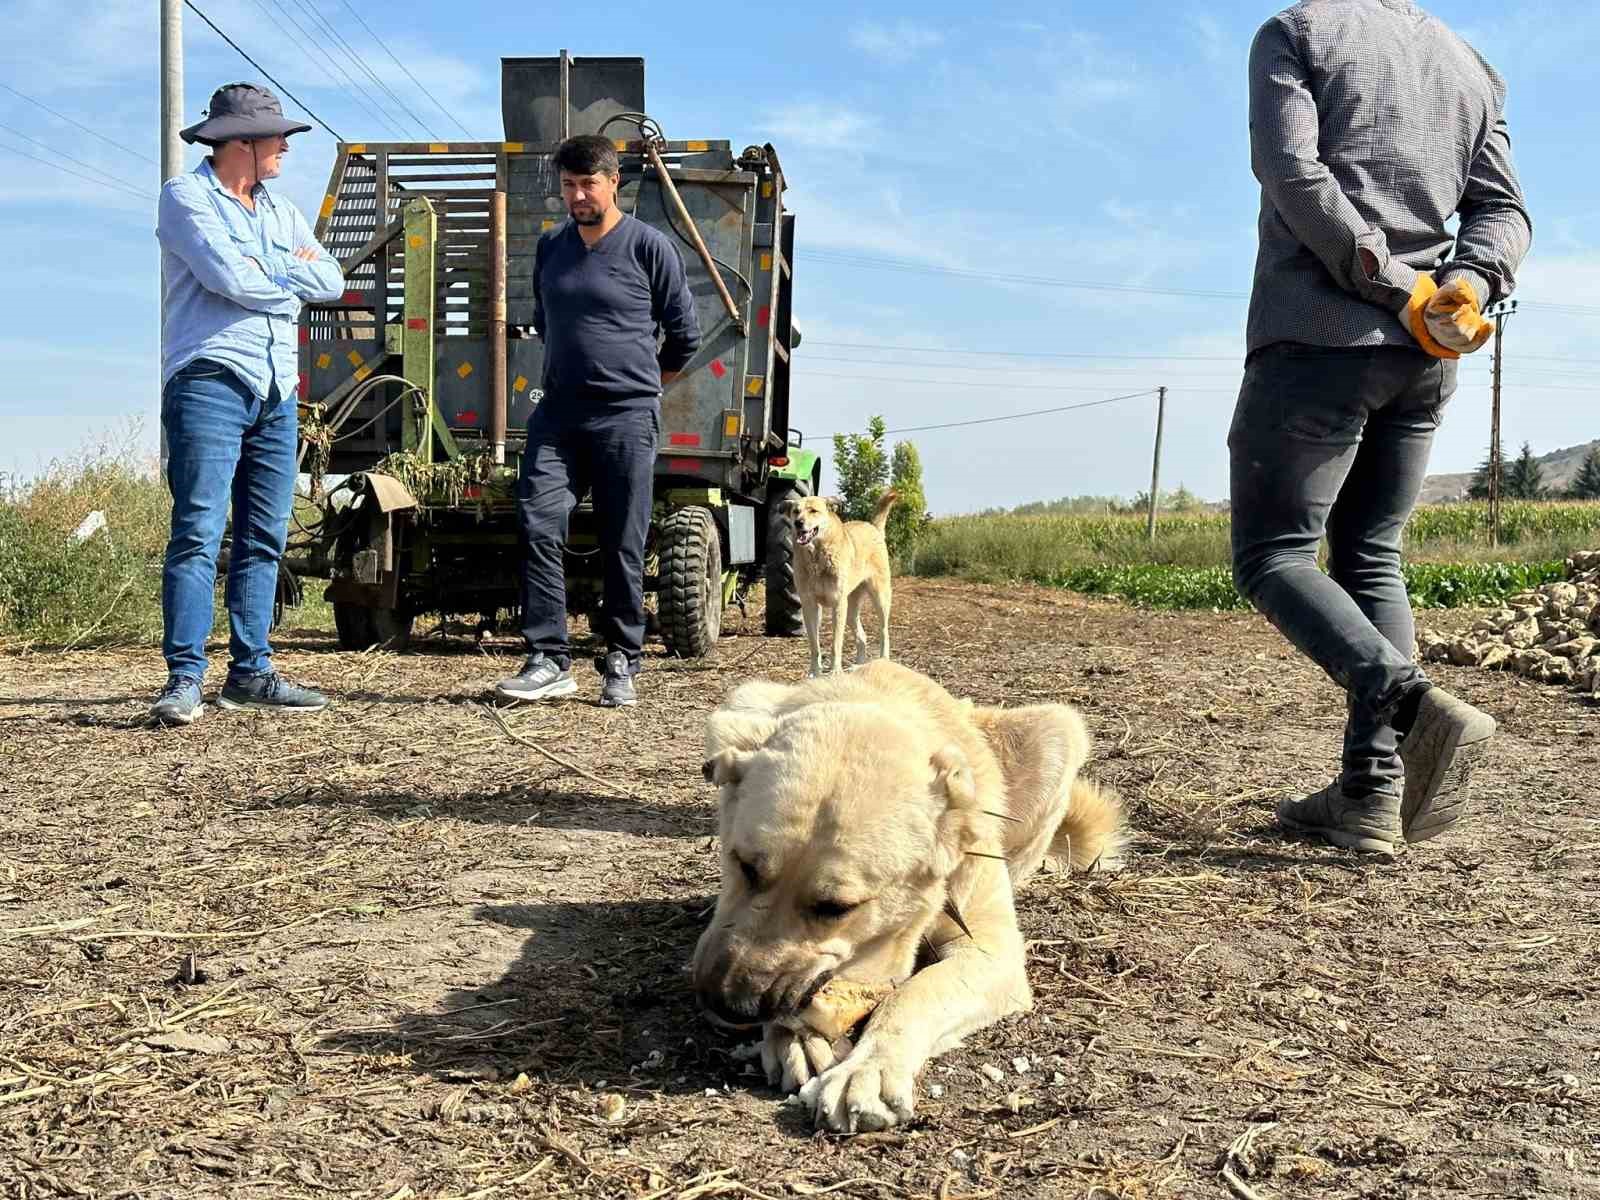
[{"x1": 1, "y1": 0, "x2": 1595, "y2": 513}]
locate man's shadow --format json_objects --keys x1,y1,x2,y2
[{"x1": 322, "y1": 897, "x2": 769, "y2": 1104}]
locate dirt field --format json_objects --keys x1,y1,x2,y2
[{"x1": 2, "y1": 578, "x2": 1596, "y2": 1200}]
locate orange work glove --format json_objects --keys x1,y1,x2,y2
[{"x1": 1423, "y1": 277, "x2": 1496, "y2": 355}]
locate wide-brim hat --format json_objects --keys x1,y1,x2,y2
[{"x1": 180, "y1": 82, "x2": 312, "y2": 145}]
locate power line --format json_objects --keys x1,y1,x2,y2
[
  {"x1": 337, "y1": 0, "x2": 474, "y2": 139},
  {"x1": 805, "y1": 370, "x2": 1167, "y2": 395},
  {"x1": 252, "y1": 0, "x2": 407, "y2": 139},
  {"x1": 0, "y1": 80, "x2": 159, "y2": 167},
  {"x1": 822, "y1": 389, "x2": 1159, "y2": 439},
  {"x1": 0, "y1": 138, "x2": 152, "y2": 202},
  {"x1": 290, "y1": 0, "x2": 439, "y2": 140},
  {"x1": 807, "y1": 251, "x2": 1600, "y2": 320},
  {"x1": 808, "y1": 340, "x2": 1241, "y2": 363},
  {"x1": 0, "y1": 121, "x2": 154, "y2": 199},
  {"x1": 183, "y1": 0, "x2": 346, "y2": 142},
  {"x1": 803, "y1": 251, "x2": 1251, "y2": 302}
]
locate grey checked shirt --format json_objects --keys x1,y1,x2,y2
[{"x1": 1245, "y1": 0, "x2": 1532, "y2": 354}]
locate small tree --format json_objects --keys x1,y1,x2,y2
[
  {"x1": 1567, "y1": 445, "x2": 1600, "y2": 500},
  {"x1": 1505, "y1": 441, "x2": 1546, "y2": 500},
  {"x1": 831, "y1": 415, "x2": 889, "y2": 523},
  {"x1": 830, "y1": 416, "x2": 929, "y2": 565},
  {"x1": 1468, "y1": 449, "x2": 1495, "y2": 500},
  {"x1": 886, "y1": 440, "x2": 930, "y2": 566}
]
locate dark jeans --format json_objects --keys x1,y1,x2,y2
[
  {"x1": 1229, "y1": 343, "x2": 1457, "y2": 797},
  {"x1": 160, "y1": 359, "x2": 297, "y2": 682},
  {"x1": 517, "y1": 403, "x2": 659, "y2": 672}
]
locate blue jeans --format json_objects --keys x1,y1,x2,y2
[
  {"x1": 161, "y1": 359, "x2": 297, "y2": 682},
  {"x1": 1229, "y1": 343, "x2": 1456, "y2": 797},
  {"x1": 517, "y1": 403, "x2": 659, "y2": 672}
]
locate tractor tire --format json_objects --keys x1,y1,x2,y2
[
  {"x1": 332, "y1": 602, "x2": 413, "y2": 651},
  {"x1": 764, "y1": 478, "x2": 810, "y2": 637},
  {"x1": 658, "y1": 505, "x2": 723, "y2": 658}
]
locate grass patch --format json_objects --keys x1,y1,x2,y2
[{"x1": 914, "y1": 503, "x2": 1594, "y2": 610}]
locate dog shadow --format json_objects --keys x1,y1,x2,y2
[{"x1": 320, "y1": 897, "x2": 773, "y2": 1106}]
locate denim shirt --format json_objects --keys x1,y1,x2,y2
[{"x1": 156, "y1": 159, "x2": 344, "y2": 402}]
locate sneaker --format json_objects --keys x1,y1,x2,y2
[
  {"x1": 218, "y1": 672, "x2": 329, "y2": 713},
  {"x1": 151, "y1": 676, "x2": 204, "y2": 726},
  {"x1": 1277, "y1": 783, "x2": 1403, "y2": 856},
  {"x1": 495, "y1": 653, "x2": 577, "y2": 702},
  {"x1": 596, "y1": 651, "x2": 638, "y2": 708},
  {"x1": 1398, "y1": 687, "x2": 1495, "y2": 844}
]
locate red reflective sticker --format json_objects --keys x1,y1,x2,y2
[
  {"x1": 668, "y1": 433, "x2": 701, "y2": 446},
  {"x1": 458, "y1": 410, "x2": 479, "y2": 425},
  {"x1": 406, "y1": 318, "x2": 427, "y2": 331},
  {"x1": 297, "y1": 326, "x2": 309, "y2": 344},
  {"x1": 298, "y1": 373, "x2": 308, "y2": 398},
  {"x1": 666, "y1": 458, "x2": 700, "y2": 473},
  {"x1": 342, "y1": 290, "x2": 364, "y2": 305},
  {"x1": 757, "y1": 306, "x2": 770, "y2": 327},
  {"x1": 709, "y1": 359, "x2": 727, "y2": 379}
]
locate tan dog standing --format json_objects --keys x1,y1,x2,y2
[
  {"x1": 692, "y1": 660, "x2": 1126, "y2": 1133},
  {"x1": 784, "y1": 490, "x2": 897, "y2": 677}
]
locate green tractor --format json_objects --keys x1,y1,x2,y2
[{"x1": 288, "y1": 51, "x2": 818, "y2": 654}]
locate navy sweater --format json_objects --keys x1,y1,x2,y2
[{"x1": 532, "y1": 214, "x2": 702, "y2": 413}]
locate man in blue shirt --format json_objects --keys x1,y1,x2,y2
[
  {"x1": 496, "y1": 135, "x2": 700, "y2": 708},
  {"x1": 152, "y1": 83, "x2": 344, "y2": 725}
]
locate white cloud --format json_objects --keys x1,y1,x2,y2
[
  {"x1": 849, "y1": 21, "x2": 945, "y2": 65},
  {"x1": 756, "y1": 102, "x2": 877, "y2": 153}
]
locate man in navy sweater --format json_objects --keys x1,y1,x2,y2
[{"x1": 497, "y1": 135, "x2": 701, "y2": 708}]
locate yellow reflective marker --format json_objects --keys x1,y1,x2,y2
[
  {"x1": 685, "y1": 140, "x2": 709, "y2": 151},
  {"x1": 503, "y1": 142, "x2": 525, "y2": 153},
  {"x1": 724, "y1": 412, "x2": 742, "y2": 437},
  {"x1": 540, "y1": 219, "x2": 557, "y2": 231},
  {"x1": 315, "y1": 353, "x2": 332, "y2": 370},
  {"x1": 320, "y1": 195, "x2": 336, "y2": 218},
  {"x1": 746, "y1": 376, "x2": 764, "y2": 397},
  {"x1": 613, "y1": 139, "x2": 629, "y2": 151},
  {"x1": 354, "y1": 365, "x2": 373, "y2": 382},
  {"x1": 408, "y1": 234, "x2": 425, "y2": 250},
  {"x1": 428, "y1": 143, "x2": 449, "y2": 153},
  {"x1": 761, "y1": 181, "x2": 773, "y2": 199},
  {"x1": 347, "y1": 350, "x2": 364, "y2": 367},
  {"x1": 347, "y1": 143, "x2": 366, "y2": 154},
  {"x1": 513, "y1": 375, "x2": 528, "y2": 392},
  {"x1": 457, "y1": 362, "x2": 474, "y2": 379},
  {"x1": 759, "y1": 252, "x2": 772, "y2": 272}
]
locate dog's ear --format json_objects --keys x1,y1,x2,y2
[
  {"x1": 931, "y1": 743, "x2": 978, "y2": 809},
  {"x1": 778, "y1": 498, "x2": 799, "y2": 518},
  {"x1": 825, "y1": 496, "x2": 845, "y2": 516},
  {"x1": 701, "y1": 748, "x2": 754, "y2": 787}
]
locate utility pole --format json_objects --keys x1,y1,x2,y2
[
  {"x1": 1146, "y1": 386, "x2": 1167, "y2": 542},
  {"x1": 1486, "y1": 300, "x2": 1517, "y2": 548},
  {"x1": 160, "y1": 0, "x2": 183, "y2": 471}
]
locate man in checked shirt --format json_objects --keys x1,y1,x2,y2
[{"x1": 1230, "y1": 1, "x2": 1532, "y2": 857}]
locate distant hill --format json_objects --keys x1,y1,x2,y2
[{"x1": 1419, "y1": 439, "x2": 1600, "y2": 503}]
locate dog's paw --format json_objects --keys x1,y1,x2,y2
[
  {"x1": 762, "y1": 1023, "x2": 839, "y2": 1093},
  {"x1": 796, "y1": 1049, "x2": 916, "y2": 1133}
]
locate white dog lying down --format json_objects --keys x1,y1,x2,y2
[{"x1": 691, "y1": 659, "x2": 1126, "y2": 1133}]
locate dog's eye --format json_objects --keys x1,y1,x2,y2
[
  {"x1": 737, "y1": 858, "x2": 761, "y2": 890},
  {"x1": 810, "y1": 898, "x2": 860, "y2": 920}
]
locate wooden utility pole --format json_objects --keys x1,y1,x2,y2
[
  {"x1": 1486, "y1": 300, "x2": 1517, "y2": 547},
  {"x1": 1146, "y1": 386, "x2": 1167, "y2": 541},
  {"x1": 160, "y1": 0, "x2": 184, "y2": 472}
]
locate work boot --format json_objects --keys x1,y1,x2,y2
[
  {"x1": 495, "y1": 653, "x2": 577, "y2": 702},
  {"x1": 150, "y1": 676, "x2": 204, "y2": 726},
  {"x1": 1398, "y1": 687, "x2": 1495, "y2": 844},
  {"x1": 219, "y1": 672, "x2": 330, "y2": 713},
  {"x1": 1277, "y1": 783, "x2": 1402, "y2": 856},
  {"x1": 597, "y1": 651, "x2": 638, "y2": 708}
]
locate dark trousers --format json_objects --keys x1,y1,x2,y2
[
  {"x1": 1228, "y1": 343, "x2": 1457, "y2": 797},
  {"x1": 517, "y1": 403, "x2": 659, "y2": 672}
]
